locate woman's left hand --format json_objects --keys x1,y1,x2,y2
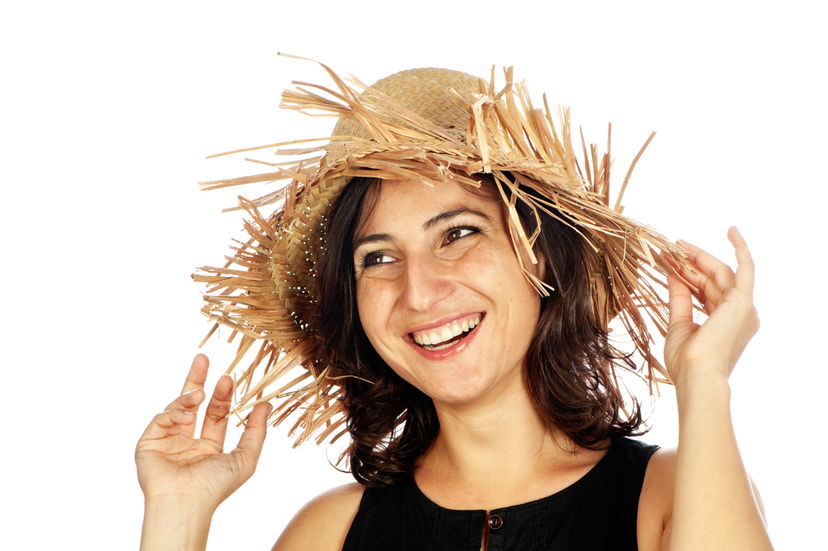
[{"x1": 663, "y1": 226, "x2": 760, "y2": 388}]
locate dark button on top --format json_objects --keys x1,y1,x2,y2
[{"x1": 488, "y1": 514, "x2": 504, "y2": 530}]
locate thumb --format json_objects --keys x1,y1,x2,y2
[
  {"x1": 667, "y1": 273, "x2": 694, "y2": 328},
  {"x1": 231, "y1": 402, "x2": 272, "y2": 467}
]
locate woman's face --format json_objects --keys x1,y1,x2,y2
[{"x1": 353, "y1": 178, "x2": 543, "y2": 407}]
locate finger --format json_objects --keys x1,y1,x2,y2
[
  {"x1": 667, "y1": 273, "x2": 694, "y2": 327},
  {"x1": 163, "y1": 354, "x2": 209, "y2": 411},
  {"x1": 164, "y1": 386, "x2": 205, "y2": 412},
  {"x1": 661, "y1": 248, "x2": 708, "y2": 306},
  {"x1": 163, "y1": 387, "x2": 206, "y2": 440},
  {"x1": 676, "y1": 239, "x2": 735, "y2": 305},
  {"x1": 232, "y1": 402, "x2": 272, "y2": 462},
  {"x1": 668, "y1": 264, "x2": 714, "y2": 314},
  {"x1": 666, "y1": 260, "x2": 709, "y2": 303},
  {"x1": 201, "y1": 375, "x2": 234, "y2": 448},
  {"x1": 139, "y1": 409, "x2": 196, "y2": 442},
  {"x1": 728, "y1": 226, "x2": 755, "y2": 294},
  {"x1": 661, "y1": 250, "x2": 693, "y2": 285},
  {"x1": 181, "y1": 354, "x2": 209, "y2": 394}
]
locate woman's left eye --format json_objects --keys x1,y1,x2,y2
[{"x1": 444, "y1": 226, "x2": 479, "y2": 244}]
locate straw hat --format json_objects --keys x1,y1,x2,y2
[{"x1": 195, "y1": 58, "x2": 691, "y2": 445}]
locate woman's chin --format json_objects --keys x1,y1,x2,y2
[{"x1": 420, "y1": 373, "x2": 498, "y2": 408}]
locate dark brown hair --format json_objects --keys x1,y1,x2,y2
[{"x1": 316, "y1": 175, "x2": 643, "y2": 487}]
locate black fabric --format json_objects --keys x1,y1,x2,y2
[{"x1": 342, "y1": 437, "x2": 659, "y2": 551}]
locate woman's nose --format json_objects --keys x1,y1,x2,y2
[{"x1": 400, "y1": 255, "x2": 453, "y2": 312}]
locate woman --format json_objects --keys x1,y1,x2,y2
[{"x1": 136, "y1": 63, "x2": 773, "y2": 550}]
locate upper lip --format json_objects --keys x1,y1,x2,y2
[{"x1": 404, "y1": 312, "x2": 485, "y2": 336}]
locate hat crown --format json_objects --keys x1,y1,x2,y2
[{"x1": 332, "y1": 67, "x2": 481, "y2": 141}]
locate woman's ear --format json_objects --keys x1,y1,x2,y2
[{"x1": 535, "y1": 252, "x2": 548, "y2": 283}]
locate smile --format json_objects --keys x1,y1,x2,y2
[
  {"x1": 405, "y1": 313, "x2": 485, "y2": 360},
  {"x1": 410, "y1": 313, "x2": 482, "y2": 349}
]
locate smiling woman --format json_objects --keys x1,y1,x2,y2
[
  {"x1": 135, "y1": 62, "x2": 774, "y2": 550},
  {"x1": 316, "y1": 174, "x2": 648, "y2": 493}
]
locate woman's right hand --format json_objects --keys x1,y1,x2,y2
[{"x1": 135, "y1": 354, "x2": 272, "y2": 513}]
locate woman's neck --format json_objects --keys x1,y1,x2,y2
[{"x1": 417, "y1": 371, "x2": 589, "y2": 492}]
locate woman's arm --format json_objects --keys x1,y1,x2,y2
[
  {"x1": 659, "y1": 227, "x2": 772, "y2": 550},
  {"x1": 135, "y1": 354, "x2": 271, "y2": 551},
  {"x1": 669, "y1": 375, "x2": 769, "y2": 549}
]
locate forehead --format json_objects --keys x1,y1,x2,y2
[{"x1": 358, "y1": 178, "x2": 501, "y2": 231}]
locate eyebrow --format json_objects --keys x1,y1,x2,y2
[{"x1": 353, "y1": 207, "x2": 492, "y2": 250}]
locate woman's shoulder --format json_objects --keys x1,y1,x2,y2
[
  {"x1": 637, "y1": 445, "x2": 677, "y2": 551},
  {"x1": 271, "y1": 482, "x2": 365, "y2": 551},
  {"x1": 640, "y1": 444, "x2": 677, "y2": 502}
]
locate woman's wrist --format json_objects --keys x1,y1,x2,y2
[
  {"x1": 673, "y1": 365, "x2": 731, "y2": 397},
  {"x1": 140, "y1": 495, "x2": 216, "y2": 551},
  {"x1": 672, "y1": 368, "x2": 735, "y2": 425},
  {"x1": 144, "y1": 492, "x2": 218, "y2": 511}
]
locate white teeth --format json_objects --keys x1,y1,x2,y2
[{"x1": 411, "y1": 314, "x2": 482, "y2": 347}]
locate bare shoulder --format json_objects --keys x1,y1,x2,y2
[
  {"x1": 637, "y1": 447, "x2": 677, "y2": 551},
  {"x1": 635, "y1": 445, "x2": 768, "y2": 550},
  {"x1": 271, "y1": 482, "x2": 365, "y2": 551}
]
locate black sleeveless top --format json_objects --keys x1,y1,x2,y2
[{"x1": 342, "y1": 437, "x2": 659, "y2": 551}]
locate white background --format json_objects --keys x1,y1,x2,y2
[{"x1": 1, "y1": 1, "x2": 825, "y2": 549}]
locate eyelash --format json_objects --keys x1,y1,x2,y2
[
  {"x1": 358, "y1": 224, "x2": 482, "y2": 269},
  {"x1": 442, "y1": 225, "x2": 480, "y2": 245}
]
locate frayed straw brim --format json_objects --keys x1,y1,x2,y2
[{"x1": 194, "y1": 55, "x2": 697, "y2": 445}]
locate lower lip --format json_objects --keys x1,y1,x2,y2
[{"x1": 406, "y1": 316, "x2": 484, "y2": 361}]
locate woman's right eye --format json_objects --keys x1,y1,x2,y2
[{"x1": 361, "y1": 251, "x2": 395, "y2": 268}]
